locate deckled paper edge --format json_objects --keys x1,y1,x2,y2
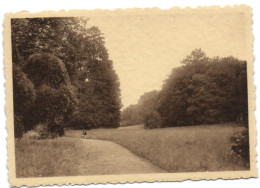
[{"x1": 4, "y1": 5, "x2": 257, "y2": 187}]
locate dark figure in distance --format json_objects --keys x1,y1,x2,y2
[{"x1": 82, "y1": 129, "x2": 87, "y2": 138}]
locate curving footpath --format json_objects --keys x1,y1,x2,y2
[{"x1": 75, "y1": 138, "x2": 166, "y2": 175}]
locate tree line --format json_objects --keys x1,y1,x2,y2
[
  {"x1": 121, "y1": 49, "x2": 248, "y2": 128},
  {"x1": 12, "y1": 18, "x2": 121, "y2": 138}
]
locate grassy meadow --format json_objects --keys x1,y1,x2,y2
[
  {"x1": 15, "y1": 123, "x2": 249, "y2": 177},
  {"x1": 66, "y1": 124, "x2": 249, "y2": 172},
  {"x1": 15, "y1": 137, "x2": 87, "y2": 177}
]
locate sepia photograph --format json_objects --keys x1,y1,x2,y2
[{"x1": 4, "y1": 5, "x2": 257, "y2": 187}]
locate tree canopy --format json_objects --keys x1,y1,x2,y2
[
  {"x1": 11, "y1": 17, "x2": 121, "y2": 137},
  {"x1": 122, "y1": 49, "x2": 248, "y2": 129},
  {"x1": 158, "y1": 49, "x2": 248, "y2": 127},
  {"x1": 121, "y1": 90, "x2": 159, "y2": 127}
]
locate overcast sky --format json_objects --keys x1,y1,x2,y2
[{"x1": 88, "y1": 9, "x2": 250, "y2": 109}]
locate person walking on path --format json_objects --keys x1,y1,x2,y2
[{"x1": 82, "y1": 129, "x2": 87, "y2": 139}]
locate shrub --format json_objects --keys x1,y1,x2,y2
[
  {"x1": 48, "y1": 122, "x2": 65, "y2": 137},
  {"x1": 35, "y1": 123, "x2": 49, "y2": 139},
  {"x1": 24, "y1": 130, "x2": 40, "y2": 139},
  {"x1": 230, "y1": 128, "x2": 249, "y2": 164},
  {"x1": 14, "y1": 115, "x2": 24, "y2": 139},
  {"x1": 144, "y1": 111, "x2": 162, "y2": 129}
]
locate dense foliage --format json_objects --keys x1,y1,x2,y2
[
  {"x1": 121, "y1": 90, "x2": 159, "y2": 127},
  {"x1": 122, "y1": 49, "x2": 248, "y2": 129},
  {"x1": 15, "y1": 53, "x2": 77, "y2": 133},
  {"x1": 12, "y1": 18, "x2": 121, "y2": 137},
  {"x1": 71, "y1": 59, "x2": 121, "y2": 129},
  {"x1": 120, "y1": 104, "x2": 142, "y2": 126},
  {"x1": 144, "y1": 110, "x2": 162, "y2": 129},
  {"x1": 158, "y1": 49, "x2": 248, "y2": 127}
]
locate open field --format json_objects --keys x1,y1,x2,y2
[
  {"x1": 15, "y1": 123, "x2": 249, "y2": 178},
  {"x1": 66, "y1": 124, "x2": 249, "y2": 172}
]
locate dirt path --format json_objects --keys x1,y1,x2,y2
[{"x1": 74, "y1": 138, "x2": 166, "y2": 175}]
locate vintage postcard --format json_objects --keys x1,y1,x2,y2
[{"x1": 4, "y1": 5, "x2": 257, "y2": 187}]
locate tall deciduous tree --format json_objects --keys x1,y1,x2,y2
[
  {"x1": 11, "y1": 18, "x2": 121, "y2": 132},
  {"x1": 158, "y1": 49, "x2": 248, "y2": 127}
]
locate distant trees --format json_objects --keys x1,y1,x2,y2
[
  {"x1": 138, "y1": 90, "x2": 159, "y2": 119},
  {"x1": 144, "y1": 110, "x2": 162, "y2": 129},
  {"x1": 122, "y1": 49, "x2": 248, "y2": 128},
  {"x1": 121, "y1": 90, "x2": 159, "y2": 127},
  {"x1": 11, "y1": 18, "x2": 121, "y2": 137},
  {"x1": 121, "y1": 104, "x2": 142, "y2": 126}
]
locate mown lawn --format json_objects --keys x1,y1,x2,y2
[
  {"x1": 66, "y1": 123, "x2": 249, "y2": 172},
  {"x1": 15, "y1": 137, "x2": 87, "y2": 177}
]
